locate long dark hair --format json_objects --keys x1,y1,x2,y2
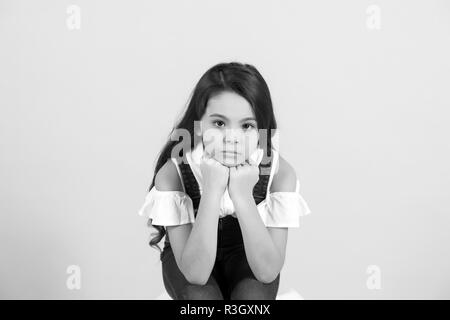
[{"x1": 147, "y1": 61, "x2": 278, "y2": 252}]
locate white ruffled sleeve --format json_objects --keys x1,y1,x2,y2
[
  {"x1": 257, "y1": 179, "x2": 312, "y2": 228},
  {"x1": 138, "y1": 187, "x2": 195, "y2": 227}
]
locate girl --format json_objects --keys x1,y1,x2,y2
[{"x1": 138, "y1": 62, "x2": 311, "y2": 300}]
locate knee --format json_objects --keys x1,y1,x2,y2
[
  {"x1": 230, "y1": 276, "x2": 280, "y2": 300},
  {"x1": 180, "y1": 283, "x2": 223, "y2": 300}
]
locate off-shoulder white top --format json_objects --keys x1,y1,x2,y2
[{"x1": 138, "y1": 143, "x2": 312, "y2": 228}]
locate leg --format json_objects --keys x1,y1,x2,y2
[
  {"x1": 178, "y1": 277, "x2": 224, "y2": 300},
  {"x1": 230, "y1": 275, "x2": 280, "y2": 300},
  {"x1": 222, "y1": 244, "x2": 280, "y2": 300},
  {"x1": 161, "y1": 245, "x2": 224, "y2": 300}
]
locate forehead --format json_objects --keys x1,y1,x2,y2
[{"x1": 205, "y1": 91, "x2": 255, "y2": 119}]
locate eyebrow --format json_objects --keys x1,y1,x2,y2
[{"x1": 209, "y1": 113, "x2": 256, "y2": 122}]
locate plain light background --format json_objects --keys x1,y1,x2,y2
[{"x1": 1, "y1": 0, "x2": 449, "y2": 299}]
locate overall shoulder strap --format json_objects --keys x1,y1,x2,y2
[
  {"x1": 253, "y1": 150, "x2": 273, "y2": 205},
  {"x1": 178, "y1": 161, "x2": 202, "y2": 215},
  {"x1": 163, "y1": 157, "x2": 201, "y2": 248}
]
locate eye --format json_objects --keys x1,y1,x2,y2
[
  {"x1": 242, "y1": 123, "x2": 256, "y2": 130},
  {"x1": 213, "y1": 120, "x2": 225, "y2": 128}
]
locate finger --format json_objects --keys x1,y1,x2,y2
[
  {"x1": 247, "y1": 157, "x2": 257, "y2": 166},
  {"x1": 203, "y1": 149, "x2": 211, "y2": 159},
  {"x1": 202, "y1": 155, "x2": 214, "y2": 165},
  {"x1": 241, "y1": 160, "x2": 250, "y2": 168}
]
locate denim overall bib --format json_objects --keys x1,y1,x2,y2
[{"x1": 160, "y1": 152, "x2": 281, "y2": 300}]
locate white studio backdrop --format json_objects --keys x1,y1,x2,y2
[{"x1": 0, "y1": 0, "x2": 449, "y2": 299}]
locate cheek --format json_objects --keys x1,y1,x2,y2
[
  {"x1": 243, "y1": 131, "x2": 259, "y2": 157},
  {"x1": 202, "y1": 128, "x2": 224, "y2": 156},
  {"x1": 247, "y1": 131, "x2": 259, "y2": 149}
]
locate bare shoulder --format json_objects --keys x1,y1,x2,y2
[
  {"x1": 154, "y1": 159, "x2": 184, "y2": 192},
  {"x1": 270, "y1": 153, "x2": 297, "y2": 192}
]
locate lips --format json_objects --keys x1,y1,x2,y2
[{"x1": 222, "y1": 150, "x2": 240, "y2": 155}]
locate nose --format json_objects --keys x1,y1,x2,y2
[{"x1": 223, "y1": 129, "x2": 240, "y2": 145}]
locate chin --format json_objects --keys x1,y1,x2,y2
[{"x1": 217, "y1": 156, "x2": 247, "y2": 167}]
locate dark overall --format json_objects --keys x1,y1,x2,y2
[{"x1": 160, "y1": 154, "x2": 280, "y2": 300}]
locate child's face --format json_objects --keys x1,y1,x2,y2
[{"x1": 199, "y1": 91, "x2": 259, "y2": 167}]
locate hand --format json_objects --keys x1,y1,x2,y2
[
  {"x1": 228, "y1": 158, "x2": 260, "y2": 202},
  {"x1": 200, "y1": 151, "x2": 230, "y2": 196}
]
